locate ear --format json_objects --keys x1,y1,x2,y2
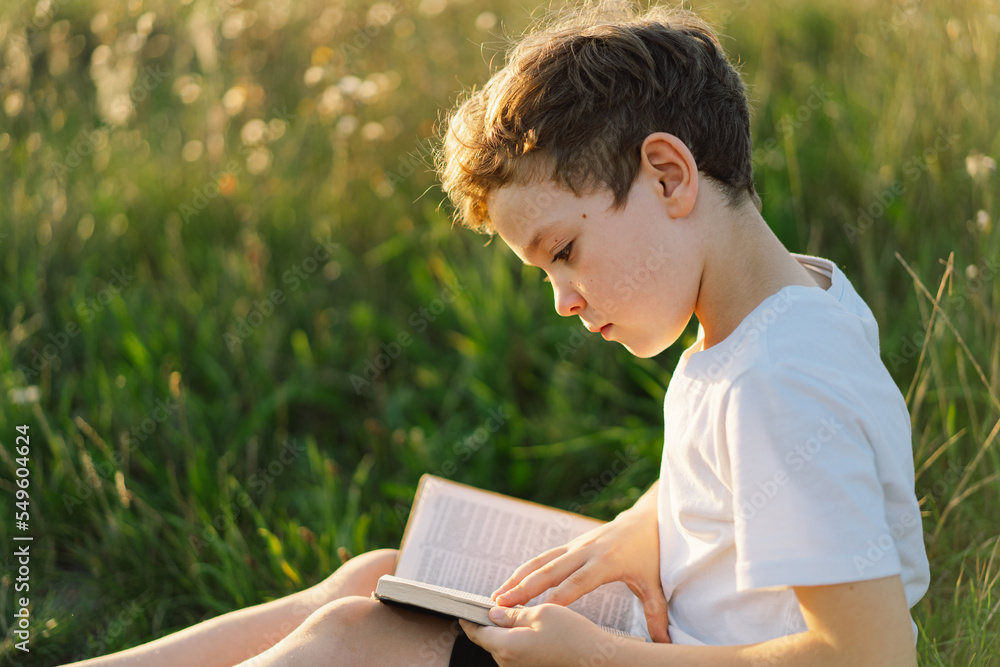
[{"x1": 638, "y1": 132, "x2": 698, "y2": 218}]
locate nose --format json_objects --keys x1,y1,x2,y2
[{"x1": 552, "y1": 278, "x2": 585, "y2": 317}]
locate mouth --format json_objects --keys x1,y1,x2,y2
[{"x1": 585, "y1": 322, "x2": 613, "y2": 339}]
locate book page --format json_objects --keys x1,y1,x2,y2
[{"x1": 394, "y1": 475, "x2": 649, "y2": 636}]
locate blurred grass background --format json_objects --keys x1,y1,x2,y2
[{"x1": 0, "y1": 0, "x2": 997, "y2": 663}]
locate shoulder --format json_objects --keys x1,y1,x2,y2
[
  {"x1": 684, "y1": 285, "x2": 882, "y2": 389},
  {"x1": 714, "y1": 278, "x2": 909, "y2": 457},
  {"x1": 679, "y1": 259, "x2": 906, "y2": 426}
]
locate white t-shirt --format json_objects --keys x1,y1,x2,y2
[{"x1": 656, "y1": 254, "x2": 930, "y2": 646}]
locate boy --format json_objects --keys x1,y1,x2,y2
[
  {"x1": 434, "y1": 3, "x2": 929, "y2": 665},
  {"x1": 69, "y1": 4, "x2": 929, "y2": 666}
]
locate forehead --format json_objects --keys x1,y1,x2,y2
[
  {"x1": 487, "y1": 178, "x2": 565, "y2": 226},
  {"x1": 484, "y1": 151, "x2": 561, "y2": 230}
]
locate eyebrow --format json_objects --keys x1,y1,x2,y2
[{"x1": 524, "y1": 223, "x2": 554, "y2": 260}]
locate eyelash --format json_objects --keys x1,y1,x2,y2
[
  {"x1": 552, "y1": 241, "x2": 574, "y2": 263},
  {"x1": 542, "y1": 241, "x2": 574, "y2": 282}
]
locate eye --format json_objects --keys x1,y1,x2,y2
[{"x1": 552, "y1": 241, "x2": 574, "y2": 263}]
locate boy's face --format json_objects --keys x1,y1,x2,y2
[{"x1": 486, "y1": 175, "x2": 705, "y2": 358}]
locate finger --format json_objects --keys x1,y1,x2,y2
[
  {"x1": 458, "y1": 619, "x2": 488, "y2": 649},
  {"x1": 458, "y1": 618, "x2": 478, "y2": 637},
  {"x1": 491, "y1": 546, "x2": 566, "y2": 600},
  {"x1": 495, "y1": 552, "x2": 584, "y2": 606},
  {"x1": 540, "y1": 562, "x2": 607, "y2": 607},
  {"x1": 488, "y1": 605, "x2": 527, "y2": 628},
  {"x1": 629, "y1": 583, "x2": 671, "y2": 644},
  {"x1": 459, "y1": 616, "x2": 513, "y2": 655}
]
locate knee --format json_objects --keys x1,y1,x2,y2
[
  {"x1": 259, "y1": 596, "x2": 387, "y2": 664},
  {"x1": 295, "y1": 595, "x2": 460, "y2": 663},
  {"x1": 303, "y1": 548, "x2": 398, "y2": 607},
  {"x1": 303, "y1": 595, "x2": 381, "y2": 641},
  {"x1": 355, "y1": 548, "x2": 398, "y2": 572},
  {"x1": 335, "y1": 548, "x2": 397, "y2": 586}
]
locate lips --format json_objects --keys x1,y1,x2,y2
[{"x1": 584, "y1": 321, "x2": 613, "y2": 338}]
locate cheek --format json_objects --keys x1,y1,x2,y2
[{"x1": 597, "y1": 276, "x2": 633, "y2": 317}]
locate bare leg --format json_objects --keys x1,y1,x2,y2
[
  {"x1": 237, "y1": 595, "x2": 462, "y2": 667},
  {"x1": 63, "y1": 549, "x2": 399, "y2": 667}
]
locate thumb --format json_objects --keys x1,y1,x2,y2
[
  {"x1": 489, "y1": 605, "x2": 524, "y2": 628},
  {"x1": 640, "y1": 591, "x2": 671, "y2": 644}
]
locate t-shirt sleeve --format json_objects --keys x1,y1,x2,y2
[{"x1": 725, "y1": 362, "x2": 904, "y2": 591}]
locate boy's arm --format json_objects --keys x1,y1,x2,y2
[
  {"x1": 626, "y1": 478, "x2": 659, "y2": 522},
  {"x1": 619, "y1": 573, "x2": 915, "y2": 666}
]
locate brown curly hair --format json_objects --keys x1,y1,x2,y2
[{"x1": 436, "y1": 2, "x2": 760, "y2": 233}]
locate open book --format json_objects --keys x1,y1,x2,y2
[{"x1": 374, "y1": 474, "x2": 650, "y2": 640}]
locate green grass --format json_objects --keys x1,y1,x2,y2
[{"x1": 1, "y1": 0, "x2": 998, "y2": 663}]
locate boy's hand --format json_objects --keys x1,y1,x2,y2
[
  {"x1": 489, "y1": 492, "x2": 670, "y2": 643},
  {"x1": 459, "y1": 605, "x2": 628, "y2": 667}
]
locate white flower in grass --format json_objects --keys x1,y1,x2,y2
[
  {"x1": 966, "y1": 152, "x2": 996, "y2": 182},
  {"x1": 976, "y1": 210, "x2": 990, "y2": 233}
]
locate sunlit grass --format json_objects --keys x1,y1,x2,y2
[{"x1": 0, "y1": 0, "x2": 997, "y2": 663}]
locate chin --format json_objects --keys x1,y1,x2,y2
[
  {"x1": 621, "y1": 341, "x2": 668, "y2": 359},
  {"x1": 621, "y1": 332, "x2": 677, "y2": 359}
]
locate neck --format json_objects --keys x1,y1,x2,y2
[{"x1": 694, "y1": 204, "x2": 823, "y2": 350}]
